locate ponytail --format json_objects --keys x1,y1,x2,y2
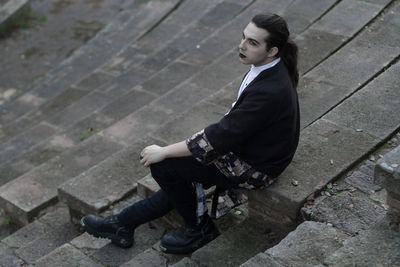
[
  {"x1": 280, "y1": 39, "x2": 299, "y2": 88},
  {"x1": 251, "y1": 13, "x2": 299, "y2": 88}
]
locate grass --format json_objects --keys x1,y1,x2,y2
[{"x1": 0, "y1": 6, "x2": 47, "y2": 38}]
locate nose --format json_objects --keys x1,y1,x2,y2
[{"x1": 239, "y1": 38, "x2": 246, "y2": 51}]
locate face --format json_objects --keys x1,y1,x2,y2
[{"x1": 238, "y1": 22, "x2": 276, "y2": 66}]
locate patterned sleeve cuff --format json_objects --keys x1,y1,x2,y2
[{"x1": 186, "y1": 129, "x2": 220, "y2": 165}]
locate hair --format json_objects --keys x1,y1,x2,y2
[{"x1": 251, "y1": 13, "x2": 299, "y2": 88}]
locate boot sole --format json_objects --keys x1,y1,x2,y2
[
  {"x1": 159, "y1": 229, "x2": 219, "y2": 254},
  {"x1": 80, "y1": 218, "x2": 133, "y2": 248}
]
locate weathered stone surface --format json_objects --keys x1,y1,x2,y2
[
  {"x1": 46, "y1": 92, "x2": 111, "y2": 129},
  {"x1": 103, "y1": 83, "x2": 214, "y2": 145},
  {"x1": 90, "y1": 222, "x2": 166, "y2": 267},
  {"x1": 35, "y1": 243, "x2": 100, "y2": 267},
  {"x1": 308, "y1": 192, "x2": 386, "y2": 235},
  {"x1": 282, "y1": 0, "x2": 336, "y2": 34},
  {"x1": 301, "y1": 4, "x2": 400, "y2": 127},
  {"x1": 190, "y1": 51, "x2": 247, "y2": 92},
  {"x1": 0, "y1": 242, "x2": 22, "y2": 267},
  {"x1": 0, "y1": 0, "x2": 30, "y2": 36},
  {"x1": 295, "y1": 29, "x2": 345, "y2": 74},
  {"x1": 0, "y1": 122, "x2": 57, "y2": 163},
  {"x1": 141, "y1": 61, "x2": 199, "y2": 95},
  {"x1": 375, "y1": 145, "x2": 400, "y2": 195},
  {"x1": 70, "y1": 232, "x2": 110, "y2": 251},
  {"x1": 206, "y1": 77, "x2": 242, "y2": 108},
  {"x1": 120, "y1": 248, "x2": 167, "y2": 267},
  {"x1": 311, "y1": 0, "x2": 384, "y2": 37},
  {"x1": 14, "y1": 221, "x2": 78, "y2": 263},
  {"x1": 265, "y1": 221, "x2": 347, "y2": 266},
  {"x1": 249, "y1": 119, "x2": 379, "y2": 223},
  {"x1": 191, "y1": 218, "x2": 288, "y2": 267},
  {"x1": 324, "y1": 62, "x2": 400, "y2": 140},
  {"x1": 0, "y1": 135, "x2": 123, "y2": 225},
  {"x1": 151, "y1": 101, "x2": 227, "y2": 144},
  {"x1": 75, "y1": 70, "x2": 115, "y2": 91},
  {"x1": 2, "y1": 220, "x2": 47, "y2": 248},
  {"x1": 170, "y1": 257, "x2": 201, "y2": 267},
  {"x1": 137, "y1": 175, "x2": 160, "y2": 199},
  {"x1": 344, "y1": 170, "x2": 381, "y2": 194},
  {"x1": 324, "y1": 218, "x2": 400, "y2": 266},
  {"x1": 99, "y1": 89, "x2": 155, "y2": 121},
  {"x1": 58, "y1": 138, "x2": 153, "y2": 218},
  {"x1": 240, "y1": 253, "x2": 284, "y2": 267}
]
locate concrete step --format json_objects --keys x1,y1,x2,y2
[
  {"x1": 0, "y1": 0, "x2": 181, "y2": 127},
  {"x1": 34, "y1": 190, "x2": 248, "y2": 266},
  {"x1": 185, "y1": 216, "x2": 291, "y2": 267},
  {"x1": 241, "y1": 221, "x2": 349, "y2": 267},
  {"x1": 0, "y1": 0, "x2": 252, "y2": 186},
  {"x1": 0, "y1": 0, "x2": 244, "y2": 144},
  {"x1": 0, "y1": 3, "x2": 252, "y2": 226},
  {"x1": 0, "y1": 135, "x2": 124, "y2": 225},
  {"x1": 247, "y1": 2, "x2": 400, "y2": 226},
  {"x1": 296, "y1": 0, "x2": 392, "y2": 73},
  {"x1": 242, "y1": 140, "x2": 400, "y2": 266},
  {"x1": 299, "y1": 0, "x2": 399, "y2": 129},
  {"x1": 58, "y1": 137, "x2": 160, "y2": 223},
  {"x1": 0, "y1": 203, "x2": 79, "y2": 265}
]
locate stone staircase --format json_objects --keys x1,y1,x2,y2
[{"x1": 1, "y1": 0, "x2": 399, "y2": 266}]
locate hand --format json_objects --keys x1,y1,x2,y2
[{"x1": 140, "y1": 145, "x2": 167, "y2": 167}]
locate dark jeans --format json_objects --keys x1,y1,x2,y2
[{"x1": 117, "y1": 156, "x2": 235, "y2": 229}]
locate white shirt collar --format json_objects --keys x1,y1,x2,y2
[
  {"x1": 249, "y1": 57, "x2": 281, "y2": 77},
  {"x1": 237, "y1": 57, "x2": 281, "y2": 99}
]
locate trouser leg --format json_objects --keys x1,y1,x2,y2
[
  {"x1": 149, "y1": 156, "x2": 235, "y2": 227},
  {"x1": 117, "y1": 189, "x2": 174, "y2": 229}
]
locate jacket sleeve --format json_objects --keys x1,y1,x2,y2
[
  {"x1": 186, "y1": 129, "x2": 221, "y2": 165},
  {"x1": 204, "y1": 89, "x2": 283, "y2": 155}
]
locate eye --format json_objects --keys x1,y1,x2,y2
[{"x1": 249, "y1": 40, "x2": 257, "y2": 46}]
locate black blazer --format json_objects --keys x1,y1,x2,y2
[{"x1": 205, "y1": 60, "x2": 300, "y2": 177}]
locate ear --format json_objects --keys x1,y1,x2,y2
[{"x1": 267, "y1": 47, "x2": 279, "y2": 58}]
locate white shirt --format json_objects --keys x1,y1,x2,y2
[{"x1": 230, "y1": 58, "x2": 281, "y2": 110}]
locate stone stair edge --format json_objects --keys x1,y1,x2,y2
[
  {"x1": 49, "y1": 0, "x2": 396, "y2": 231},
  {"x1": 1, "y1": 1, "x2": 398, "y2": 266},
  {"x1": 0, "y1": 0, "x2": 243, "y2": 130},
  {"x1": 0, "y1": 0, "x2": 396, "y2": 252},
  {"x1": 0, "y1": 0, "x2": 254, "y2": 186},
  {"x1": 0, "y1": 0, "x2": 252, "y2": 162},
  {"x1": 0, "y1": 0, "x2": 182, "y2": 126}
]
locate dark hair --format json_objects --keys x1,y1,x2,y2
[{"x1": 251, "y1": 13, "x2": 299, "y2": 88}]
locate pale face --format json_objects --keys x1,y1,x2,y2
[{"x1": 238, "y1": 22, "x2": 276, "y2": 66}]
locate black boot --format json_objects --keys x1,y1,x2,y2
[
  {"x1": 159, "y1": 215, "x2": 219, "y2": 254},
  {"x1": 81, "y1": 215, "x2": 134, "y2": 248}
]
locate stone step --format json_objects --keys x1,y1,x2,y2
[
  {"x1": 0, "y1": 0, "x2": 30, "y2": 36},
  {"x1": 295, "y1": 0, "x2": 392, "y2": 73},
  {"x1": 35, "y1": 190, "x2": 248, "y2": 266},
  {"x1": 186, "y1": 216, "x2": 291, "y2": 267},
  {"x1": 299, "y1": 0, "x2": 399, "y2": 129},
  {"x1": 0, "y1": 0, "x2": 252, "y2": 185},
  {"x1": 0, "y1": 0, "x2": 181, "y2": 126},
  {"x1": 0, "y1": 203, "x2": 79, "y2": 265},
  {"x1": 58, "y1": 137, "x2": 160, "y2": 223},
  {"x1": 0, "y1": 0, "x2": 358, "y2": 178},
  {"x1": 0, "y1": 135, "x2": 124, "y2": 225},
  {"x1": 325, "y1": 217, "x2": 400, "y2": 266},
  {"x1": 0, "y1": 1, "x2": 253, "y2": 226},
  {"x1": 247, "y1": 2, "x2": 400, "y2": 226},
  {"x1": 0, "y1": 0, "x2": 244, "y2": 144},
  {"x1": 241, "y1": 221, "x2": 349, "y2": 267}
]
